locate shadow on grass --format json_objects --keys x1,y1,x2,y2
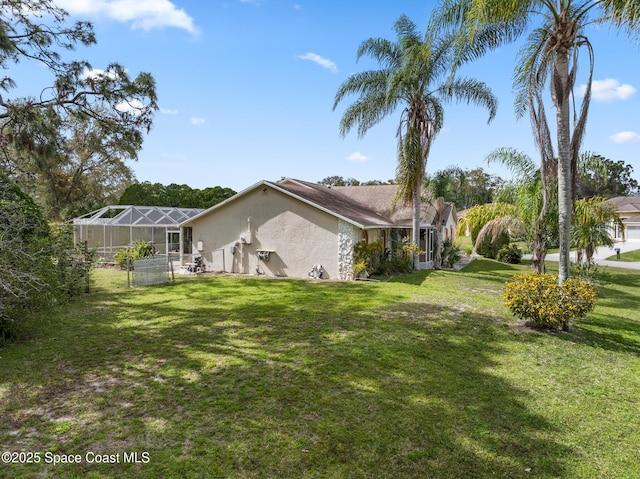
[
  {"x1": 554, "y1": 273, "x2": 640, "y2": 355},
  {"x1": 565, "y1": 315, "x2": 640, "y2": 355},
  {"x1": 0, "y1": 275, "x2": 569, "y2": 478}
]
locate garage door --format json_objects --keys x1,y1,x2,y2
[{"x1": 626, "y1": 225, "x2": 640, "y2": 240}]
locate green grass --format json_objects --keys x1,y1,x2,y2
[
  {"x1": 605, "y1": 248, "x2": 640, "y2": 262},
  {"x1": 1, "y1": 261, "x2": 640, "y2": 478},
  {"x1": 454, "y1": 234, "x2": 472, "y2": 253}
]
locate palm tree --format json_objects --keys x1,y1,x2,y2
[
  {"x1": 572, "y1": 197, "x2": 624, "y2": 263},
  {"x1": 456, "y1": 202, "x2": 519, "y2": 246},
  {"x1": 488, "y1": 147, "x2": 557, "y2": 273},
  {"x1": 431, "y1": 0, "x2": 640, "y2": 282},
  {"x1": 333, "y1": 14, "x2": 497, "y2": 268}
]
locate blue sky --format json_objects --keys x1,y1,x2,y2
[{"x1": 19, "y1": 1, "x2": 640, "y2": 191}]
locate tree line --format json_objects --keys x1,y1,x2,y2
[
  {"x1": 118, "y1": 182, "x2": 236, "y2": 209},
  {"x1": 322, "y1": 155, "x2": 638, "y2": 213}
]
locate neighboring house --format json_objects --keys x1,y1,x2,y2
[
  {"x1": 179, "y1": 178, "x2": 457, "y2": 280},
  {"x1": 606, "y1": 196, "x2": 640, "y2": 240}
]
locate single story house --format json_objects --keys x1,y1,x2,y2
[
  {"x1": 179, "y1": 178, "x2": 456, "y2": 280},
  {"x1": 606, "y1": 196, "x2": 640, "y2": 240}
]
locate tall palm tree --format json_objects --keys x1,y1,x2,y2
[
  {"x1": 431, "y1": 0, "x2": 640, "y2": 282},
  {"x1": 333, "y1": 14, "x2": 497, "y2": 268}
]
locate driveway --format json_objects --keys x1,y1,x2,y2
[{"x1": 543, "y1": 240, "x2": 640, "y2": 270}]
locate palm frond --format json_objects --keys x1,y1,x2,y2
[
  {"x1": 439, "y1": 77, "x2": 498, "y2": 123},
  {"x1": 599, "y1": 0, "x2": 640, "y2": 38},
  {"x1": 513, "y1": 26, "x2": 553, "y2": 118},
  {"x1": 486, "y1": 147, "x2": 537, "y2": 180},
  {"x1": 475, "y1": 215, "x2": 526, "y2": 250},
  {"x1": 333, "y1": 69, "x2": 389, "y2": 111},
  {"x1": 338, "y1": 92, "x2": 398, "y2": 139},
  {"x1": 356, "y1": 38, "x2": 400, "y2": 69}
]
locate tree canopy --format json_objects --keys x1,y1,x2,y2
[
  {"x1": 425, "y1": 166, "x2": 502, "y2": 210},
  {"x1": 0, "y1": 0, "x2": 158, "y2": 220},
  {"x1": 118, "y1": 182, "x2": 236, "y2": 210},
  {"x1": 577, "y1": 153, "x2": 639, "y2": 199},
  {"x1": 318, "y1": 176, "x2": 394, "y2": 187}
]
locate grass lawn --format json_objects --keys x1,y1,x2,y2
[
  {"x1": 1, "y1": 261, "x2": 640, "y2": 478},
  {"x1": 454, "y1": 234, "x2": 472, "y2": 253},
  {"x1": 605, "y1": 248, "x2": 640, "y2": 262}
]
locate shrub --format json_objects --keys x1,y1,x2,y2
[
  {"x1": 0, "y1": 174, "x2": 91, "y2": 339},
  {"x1": 497, "y1": 244, "x2": 523, "y2": 264},
  {"x1": 352, "y1": 240, "x2": 418, "y2": 277},
  {"x1": 353, "y1": 260, "x2": 368, "y2": 279},
  {"x1": 353, "y1": 241, "x2": 386, "y2": 276},
  {"x1": 503, "y1": 273, "x2": 596, "y2": 330},
  {"x1": 476, "y1": 230, "x2": 510, "y2": 259},
  {"x1": 381, "y1": 255, "x2": 414, "y2": 275},
  {"x1": 441, "y1": 239, "x2": 463, "y2": 268},
  {"x1": 114, "y1": 240, "x2": 155, "y2": 269}
]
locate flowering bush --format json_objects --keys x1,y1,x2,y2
[{"x1": 503, "y1": 273, "x2": 596, "y2": 330}]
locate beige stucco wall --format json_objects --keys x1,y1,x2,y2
[
  {"x1": 442, "y1": 213, "x2": 457, "y2": 242},
  {"x1": 186, "y1": 185, "x2": 343, "y2": 279}
]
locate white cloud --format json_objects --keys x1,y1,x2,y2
[
  {"x1": 160, "y1": 107, "x2": 178, "y2": 115},
  {"x1": 82, "y1": 67, "x2": 120, "y2": 80},
  {"x1": 298, "y1": 53, "x2": 338, "y2": 73},
  {"x1": 191, "y1": 117, "x2": 205, "y2": 126},
  {"x1": 56, "y1": 0, "x2": 198, "y2": 34},
  {"x1": 116, "y1": 98, "x2": 145, "y2": 115},
  {"x1": 578, "y1": 78, "x2": 636, "y2": 102},
  {"x1": 610, "y1": 131, "x2": 640, "y2": 143},
  {"x1": 347, "y1": 152, "x2": 371, "y2": 163}
]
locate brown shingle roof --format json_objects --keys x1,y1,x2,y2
[
  {"x1": 270, "y1": 179, "x2": 395, "y2": 227},
  {"x1": 606, "y1": 196, "x2": 640, "y2": 213},
  {"x1": 182, "y1": 178, "x2": 453, "y2": 229},
  {"x1": 275, "y1": 179, "x2": 451, "y2": 228}
]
